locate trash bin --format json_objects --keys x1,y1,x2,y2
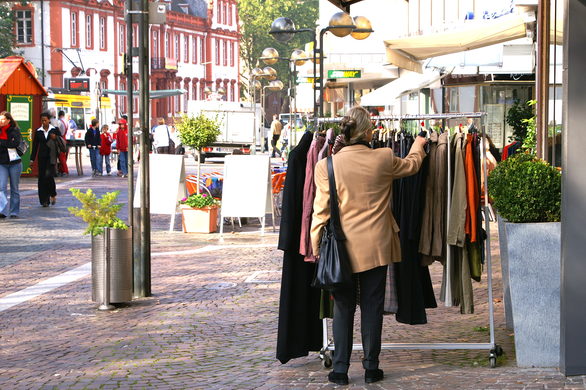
[{"x1": 91, "y1": 227, "x2": 132, "y2": 303}]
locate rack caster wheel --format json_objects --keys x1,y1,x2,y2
[
  {"x1": 320, "y1": 350, "x2": 332, "y2": 368},
  {"x1": 489, "y1": 356, "x2": 497, "y2": 368},
  {"x1": 495, "y1": 345, "x2": 504, "y2": 356}
]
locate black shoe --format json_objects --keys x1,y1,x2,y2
[
  {"x1": 9, "y1": 215, "x2": 18, "y2": 219},
  {"x1": 328, "y1": 371, "x2": 349, "y2": 385},
  {"x1": 365, "y1": 369, "x2": 384, "y2": 384},
  {"x1": 0, "y1": 214, "x2": 6, "y2": 219},
  {"x1": 42, "y1": 203, "x2": 49, "y2": 207},
  {"x1": 50, "y1": 196, "x2": 56, "y2": 205}
]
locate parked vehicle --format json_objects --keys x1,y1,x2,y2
[{"x1": 187, "y1": 101, "x2": 262, "y2": 160}]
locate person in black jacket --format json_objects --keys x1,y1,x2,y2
[
  {"x1": 85, "y1": 118, "x2": 101, "y2": 176},
  {"x1": 0, "y1": 111, "x2": 22, "y2": 218},
  {"x1": 30, "y1": 112, "x2": 61, "y2": 207}
]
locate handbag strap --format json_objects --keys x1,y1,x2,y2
[{"x1": 326, "y1": 156, "x2": 346, "y2": 240}]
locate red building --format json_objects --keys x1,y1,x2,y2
[{"x1": 12, "y1": 0, "x2": 240, "y2": 125}]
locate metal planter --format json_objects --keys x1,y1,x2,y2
[{"x1": 91, "y1": 227, "x2": 133, "y2": 303}]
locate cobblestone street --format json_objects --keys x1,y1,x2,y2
[{"x1": 0, "y1": 172, "x2": 584, "y2": 389}]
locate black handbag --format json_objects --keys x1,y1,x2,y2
[{"x1": 311, "y1": 156, "x2": 353, "y2": 291}]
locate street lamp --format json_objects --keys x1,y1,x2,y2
[
  {"x1": 260, "y1": 47, "x2": 309, "y2": 148},
  {"x1": 269, "y1": 13, "x2": 372, "y2": 119},
  {"x1": 250, "y1": 66, "x2": 275, "y2": 154}
]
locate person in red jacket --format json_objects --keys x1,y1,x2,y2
[
  {"x1": 116, "y1": 118, "x2": 129, "y2": 177},
  {"x1": 99, "y1": 124, "x2": 113, "y2": 176}
]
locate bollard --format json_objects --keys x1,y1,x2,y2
[{"x1": 98, "y1": 227, "x2": 115, "y2": 311}]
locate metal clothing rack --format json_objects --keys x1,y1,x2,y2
[{"x1": 318, "y1": 112, "x2": 503, "y2": 368}]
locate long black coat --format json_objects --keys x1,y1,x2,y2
[{"x1": 276, "y1": 131, "x2": 323, "y2": 364}]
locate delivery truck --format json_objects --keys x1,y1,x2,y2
[{"x1": 187, "y1": 101, "x2": 262, "y2": 161}]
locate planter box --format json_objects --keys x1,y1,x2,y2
[
  {"x1": 181, "y1": 205, "x2": 219, "y2": 233},
  {"x1": 91, "y1": 227, "x2": 133, "y2": 303},
  {"x1": 500, "y1": 219, "x2": 561, "y2": 367}
]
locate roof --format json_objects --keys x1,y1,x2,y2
[
  {"x1": 0, "y1": 57, "x2": 47, "y2": 96},
  {"x1": 326, "y1": 0, "x2": 364, "y2": 12},
  {"x1": 170, "y1": 0, "x2": 208, "y2": 17}
]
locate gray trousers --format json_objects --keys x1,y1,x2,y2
[{"x1": 332, "y1": 265, "x2": 387, "y2": 374}]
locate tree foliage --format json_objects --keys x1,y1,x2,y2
[
  {"x1": 238, "y1": 0, "x2": 318, "y2": 98},
  {"x1": 505, "y1": 99, "x2": 534, "y2": 143},
  {"x1": 0, "y1": 3, "x2": 19, "y2": 58}
]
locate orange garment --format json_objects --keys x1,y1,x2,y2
[{"x1": 464, "y1": 134, "x2": 479, "y2": 243}]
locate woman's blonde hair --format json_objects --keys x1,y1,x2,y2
[{"x1": 340, "y1": 106, "x2": 371, "y2": 144}]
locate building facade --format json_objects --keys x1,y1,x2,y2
[{"x1": 11, "y1": 0, "x2": 240, "y2": 126}]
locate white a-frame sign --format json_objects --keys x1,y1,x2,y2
[
  {"x1": 134, "y1": 154, "x2": 186, "y2": 231},
  {"x1": 220, "y1": 155, "x2": 275, "y2": 236}
]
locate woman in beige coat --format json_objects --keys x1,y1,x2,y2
[{"x1": 310, "y1": 106, "x2": 426, "y2": 385}]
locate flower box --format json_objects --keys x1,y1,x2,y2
[{"x1": 180, "y1": 205, "x2": 219, "y2": 233}]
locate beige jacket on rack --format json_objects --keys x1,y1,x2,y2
[{"x1": 310, "y1": 142, "x2": 426, "y2": 274}]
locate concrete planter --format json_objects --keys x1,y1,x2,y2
[
  {"x1": 499, "y1": 218, "x2": 561, "y2": 367},
  {"x1": 91, "y1": 228, "x2": 133, "y2": 303}
]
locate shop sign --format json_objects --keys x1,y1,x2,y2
[
  {"x1": 327, "y1": 70, "x2": 361, "y2": 79},
  {"x1": 165, "y1": 58, "x2": 178, "y2": 70}
]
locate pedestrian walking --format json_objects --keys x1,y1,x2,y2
[
  {"x1": 85, "y1": 118, "x2": 101, "y2": 176},
  {"x1": 280, "y1": 123, "x2": 290, "y2": 156},
  {"x1": 310, "y1": 106, "x2": 427, "y2": 386},
  {"x1": 99, "y1": 124, "x2": 113, "y2": 176},
  {"x1": 0, "y1": 111, "x2": 23, "y2": 218},
  {"x1": 116, "y1": 118, "x2": 129, "y2": 178},
  {"x1": 56, "y1": 110, "x2": 69, "y2": 176},
  {"x1": 270, "y1": 114, "x2": 282, "y2": 158},
  {"x1": 30, "y1": 112, "x2": 62, "y2": 207},
  {"x1": 152, "y1": 118, "x2": 172, "y2": 154},
  {"x1": 67, "y1": 114, "x2": 78, "y2": 135}
]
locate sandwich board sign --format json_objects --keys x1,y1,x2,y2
[
  {"x1": 134, "y1": 154, "x2": 186, "y2": 231},
  {"x1": 219, "y1": 155, "x2": 274, "y2": 236}
]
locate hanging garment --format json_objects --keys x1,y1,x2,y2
[
  {"x1": 419, "y1": 131, "x2": 448, "y2": 265},
  {"x1": 299, "y1": 135, "x2": 326, "y2": 262},
  {"x1": 276, "y1": 131, "x2": 323, "y2": 364},
  {"x1": 464, "y1": 133, "x2": 480, "y2": 243},
  {"x1": 318, "y1": 128, "x2": 335, "y2": 160},
  {"x1": 442, "y1": 133, "x2": 474, "y2": 311},
  {"x1": 392, "y1": 135, "x2": 437, "y2": 325}
]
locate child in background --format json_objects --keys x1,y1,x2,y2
[{"x1": 99, "y1": 124, "x2": 113, "y2": 176}]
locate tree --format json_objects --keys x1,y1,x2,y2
[
  {"x1": 0, "y1": 3, "x2": 18, "y2": 58},
  {"x1": 238, "y1": 0, "x2": 318, "y2": 99}
]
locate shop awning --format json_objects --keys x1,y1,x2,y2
[
  {"x1": 102, "y1": 89, "x2": 186, "y2": 99},
  {"x1": 385, "y1": 14, "x2": 529, "y2": 72},
  {"x1": 359, "y1": 70, "x2": 443, "y2": 107}
]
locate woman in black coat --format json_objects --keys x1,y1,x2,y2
[
  {"x1": 0, "y1": 111, "x2": 22, "y2": 218},
  {"x1": 30, "y1": 112, "x2": 61, "y2": 207}
]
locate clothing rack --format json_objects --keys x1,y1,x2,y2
[{"x1": 318, "y1": 112, "x2": 503, "y2": 368}]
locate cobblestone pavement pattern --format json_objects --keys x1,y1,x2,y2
[{"x1": 0, "y1": 159, "x2": 585, "y2": 389}]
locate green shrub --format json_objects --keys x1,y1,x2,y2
[
  {"x1": 179, "y1": 193, "x2": 220, "y2": 209},
  {"x1": 176, "y1": 113, "x2": 221, "y2": 151},
  {"x1": 487, "y1": 153, "x2": 561, "y2": 223},
  {"x1": 68, "y1": 189, "x2": 129, "y2": 236},
  {"x1": 506, "y1": 99, "x2": 534, "y2": 143}
]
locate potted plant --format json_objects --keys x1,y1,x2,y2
[
  {"x1": 176, "y1": 113, "x2": 221, "y2": 194},
  {"x1": 179, "y1": 192, "x2": 221, "y2": 233},
  {"x1": 487, "y1": 153, "x2": 562, "y2": 367},
  {"x1": 68, "y1": 189, "x2": 132, "y2": 304}
]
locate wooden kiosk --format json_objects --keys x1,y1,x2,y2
[{"x1": 0, "y1": 56, "x2": 47, "y2": 176}]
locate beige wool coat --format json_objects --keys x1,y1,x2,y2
[{"x1": 310, "y1": 142, "x2": 426, "y2": 274}]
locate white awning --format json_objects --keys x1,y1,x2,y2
[
  {"x1": 385, "y1": 14, "x2": 529, "y2": 72},
  {"x1": 359, "y1": 71, "x2": 443, "y2": 107}
]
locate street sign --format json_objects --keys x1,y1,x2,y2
[
  {"x1": 327, "y1": 70, "x2": 362, "y2": 79},
  {"x1": 149, "y1": 1, "x2": 167, "y2": 24}
]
